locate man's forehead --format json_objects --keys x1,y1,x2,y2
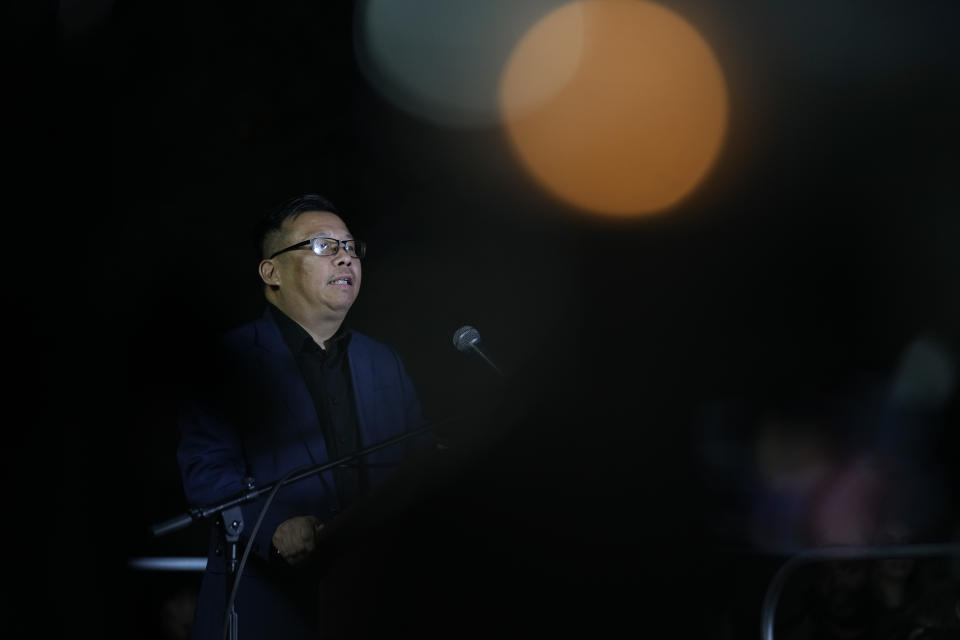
[{"x1": 286, "y1": 210, "x2": 352, "y2": 236}]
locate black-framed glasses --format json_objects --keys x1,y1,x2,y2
[{"x1": 269, "y1": 236, "x2": 366, "y2": 260}]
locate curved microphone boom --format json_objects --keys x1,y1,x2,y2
[{"x1": 453, "y1": 325, "x2": 504, "y2": 376}]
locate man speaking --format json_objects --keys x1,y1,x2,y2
[{"x1": 176, "y1": 194, "x2": 430, "y2": 639}]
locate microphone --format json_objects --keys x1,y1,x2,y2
[{"x1": 452, "y1": 325, "x2": 504, "y2": 376}]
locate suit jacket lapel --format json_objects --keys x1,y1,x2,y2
[
  {"x1": 349, "y1": 332, "x2": 400, "y2": 479},
  {"x1": 252, "y1": 310, "x2": 332, "y2": 470},
  {"x1": 346, "y1": 331, "x2": 376, "y2": 446}
]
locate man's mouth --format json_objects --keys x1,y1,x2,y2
[{"x1": 328, "y1": 275, "x2": 353, "y2": 286}]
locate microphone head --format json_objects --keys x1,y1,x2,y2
[{"x1": 453, "y1": 325, "x2": 481, "y2": 353}]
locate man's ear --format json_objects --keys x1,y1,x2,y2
[{"x1": 259, "y1": 259, "x2": 280, "y2": 287}]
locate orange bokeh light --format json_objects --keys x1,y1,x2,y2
[{"x1": 500, "y1": 0, "x2": 729, "y2": 217}]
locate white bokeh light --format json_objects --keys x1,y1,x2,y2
[{"x1": 354, "y1": 0, "x2": 575, "y2": 128}]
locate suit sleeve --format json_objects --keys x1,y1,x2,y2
[{"x1": 175, "y1": 347, "x2": 289, "y2": 564}]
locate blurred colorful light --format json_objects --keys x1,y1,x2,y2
[{"x1": 500, "y1": 0, "x2": 729, "y2": 218}]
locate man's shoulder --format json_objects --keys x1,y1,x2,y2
[
  {"x1": 207, "y1": 311, "x2": 276, "y2": 362},
  {"x1": 220, "y1": 318, "x2": 260, "y2": 346},
  {"x1": 221, "y1": 307, "x2": 280, "y2": 341}
]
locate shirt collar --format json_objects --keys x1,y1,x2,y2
[{"x1": 268, "y1": 303, "x2": 350, "y2": 355}]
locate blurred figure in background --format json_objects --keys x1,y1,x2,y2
[{"x1": 698, "y1": 334, "x2": 959, "y2": 640}]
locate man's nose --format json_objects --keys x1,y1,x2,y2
[{"x1": 334, "y1": 249, "x2": 351, "y2": 265}]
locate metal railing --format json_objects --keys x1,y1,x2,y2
[
  {"x1": 128, "y1": 556, "x2": 207, "y2": 572},
  {"x1": 760, "y1": 542, "x2": 960, "y2": 640}
]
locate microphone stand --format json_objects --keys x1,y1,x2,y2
[
  {"x1": 149, "y1": 424, "x2": 435, "y2": 640},
  {"x1": 219, "y1": 505, "x2": 243, "y2": 640},
  {"x1": 150, "y1": 424, "x2": 434, "y2": 537}
]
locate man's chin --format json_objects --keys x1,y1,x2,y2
[{"x1": 325, "y1": 297, "x2": 357, "y2": 314}]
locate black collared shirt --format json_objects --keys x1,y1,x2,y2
[{"x1": 268, "y1": 304, "x2": 365, "y2": 513}]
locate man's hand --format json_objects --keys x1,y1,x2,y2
[{"x1": 272, "y1": 516, "x2": 324, "y2": 566}]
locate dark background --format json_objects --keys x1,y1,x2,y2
[{"x1": 5, "y1": 1, "x2": 959, "y2": 638}]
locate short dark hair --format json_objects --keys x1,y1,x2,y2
[{"x1": 254, "y1": 194, "x2": 341, "y2": 259}]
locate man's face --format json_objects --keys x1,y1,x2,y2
[{"x1": 269, "y1": 210, "x2": 362, "y2": 317}]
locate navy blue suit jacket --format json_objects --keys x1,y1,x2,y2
[{"x1": 177, "y1": 308, "x2": 427, "y2": 638}]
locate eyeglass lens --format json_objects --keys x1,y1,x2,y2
[{"x1": 311, "y1": 238, "x2": 363, "y2": 257}]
